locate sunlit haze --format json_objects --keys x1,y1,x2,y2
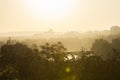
[{"x1": 0, "y1": 0, "x2": 120, "y2": 33}]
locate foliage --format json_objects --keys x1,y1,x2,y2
[{"x1": 0, "y1": 39, "x2": 120, "y2": 80}]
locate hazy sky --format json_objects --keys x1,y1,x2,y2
[{"x1": 0, "y1": 0, "x2": 120, "y2": 32}]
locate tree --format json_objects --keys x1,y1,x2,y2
[
  {"x1": 91, "y1": 39, "x2": 113, "y2": 59},
  {"x1": 0, "y1": 42, "x2": 35, "y2": 80},
  {"x1": 40, "y1": 42, "x2": 67, "y2": 62}
]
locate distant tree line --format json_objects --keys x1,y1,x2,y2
[{"x1": 0, "y1": 38, "x2": 120, "y2": 80}]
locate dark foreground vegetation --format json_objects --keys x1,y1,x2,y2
[{"x1": 1, "y1": 37, "x2": 120, "y2": 80}]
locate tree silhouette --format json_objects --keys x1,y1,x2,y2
[
  {"x1": 40, "y1": 42, "x2": 67, "y2": 62},
  {"x1": 91, "y1": 39, "x2": 113, "y2": 59},
  {"x1": 0, "y1": 39, "x2": 120, "y2": 80}
]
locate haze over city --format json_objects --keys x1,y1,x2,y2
[{"x1": 1, "y1": 0, "x2": 120, "y2": 80}]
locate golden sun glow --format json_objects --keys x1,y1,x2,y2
[{"x1": 27, "y1": 0, "x2": 77, "y2": 21}]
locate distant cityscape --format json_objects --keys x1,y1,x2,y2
[{"x1": 0, "y1": 26, "x2": 120, "y2": 38}]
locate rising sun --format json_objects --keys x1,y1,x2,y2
[{"x1": 26, "y1": 0, "x2": 76, "y2": 21}]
